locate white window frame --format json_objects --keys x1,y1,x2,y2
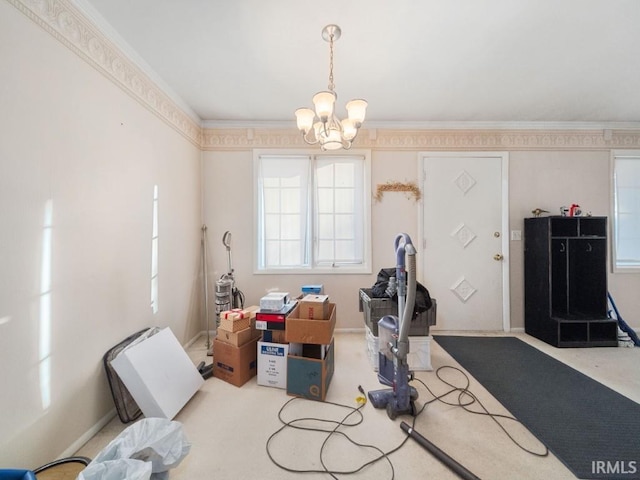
[
  {"x1": 253, "y1": 149, "x2": 372, "y2": 274},
  {"x1": 610, "y1": 150, "x2": 640, "y2": 273}
]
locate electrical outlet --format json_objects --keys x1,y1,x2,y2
[{"x1": 511, "y1": 230, "x2": 522, "y2": 241}]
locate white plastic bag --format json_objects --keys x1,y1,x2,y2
[
  {"x1": 88, "y1": 418, "x2": 190, "y2": 478},
  {"x1": 78, "y1": 459, "x2": 152, "y2": 480}
]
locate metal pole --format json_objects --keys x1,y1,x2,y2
[{"x1": 202, "y1": 225, "x2": 212, "y2": 354}]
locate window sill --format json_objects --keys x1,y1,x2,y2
[
  {"x1": 254, "y1": 266, "x2": 372, "y2": 275},
  {"x1": 612, "y1": 265, "x2": 640, "y2": 274}
]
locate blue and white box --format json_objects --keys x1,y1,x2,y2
[
  {"x1": 302, "y1": 284, "x2": 324, "y2": 295},
  {"x1": 257, "y1": 341, "x2": 289, "y2": 389}
]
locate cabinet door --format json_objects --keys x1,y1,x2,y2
[
  {"x1": 568, "y1": 238, "x2": 607, "y2": 318},
  {"x1": 551, "y1": 239, "x2": 568, "y2": 316}
]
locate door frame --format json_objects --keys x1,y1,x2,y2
[{"x1": 418, "y1": 151, "x2": 511, "y2": 332}]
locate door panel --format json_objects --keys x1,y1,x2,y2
[
  {"x1": 551, "y1": 239, "x2": 568, "y2": 317},
  {"x1": 568, "y1": 238, "x2": 607, "y2": 318},
  {"x1": 422, "y1": 153, "x2": 508, "y2": 331}
]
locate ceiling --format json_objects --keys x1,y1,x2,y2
[{"x1": 76, "y1": 0, "x2": 640, "y2": 128}]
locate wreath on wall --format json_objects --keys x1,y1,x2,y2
[{"x1": 374, "y1": 181, "x2": 422, "y2": 202}]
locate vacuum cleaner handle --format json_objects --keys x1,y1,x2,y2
[
  {"x1": 394, "y1": 233, "x2": 412, "y2": 321},
  {"x1": 394, "y1": 234, "x2": 417, "y2": 349}
]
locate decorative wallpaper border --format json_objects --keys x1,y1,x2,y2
[
  {"x1": 7, "y1": 0, "x2": 202, "y2": 146},
  {"x1": 201, "y1": 128, "x2": 640, "y2": 151},
  {"x1": 8, "y1": 0, "x2": 640, "y2": 153}
]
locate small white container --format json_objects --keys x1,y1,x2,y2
[
  {"x1": 259, "y1": 292, "x2": 289, "y2": 311},
  {"x1": 365, "y1": 326, "x2": 432, "y2": 372}
]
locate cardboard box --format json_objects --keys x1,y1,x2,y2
[
  {"x1": 262, "y1": 329, "x2": 287, "y2": 343},
  {"x1": 219, "y1": 306, "x2": 259, "y2": 332},
  {"x1": 289, "y1": 342, "x2": 327, "y2": 359},
  {"x1": 216, "y1": 325, "x2": 260, "y2": 347},
  {"x1": 256, "y1": 319, "x2": 286, "y2": 331},
  {"x1": 255, "y1": 301, "x2": 297, "y2": 331},
  {"x1": 110, "y1": 327, "x2": 204, "y2": 419},
  {"x1": 257, "y1": 341, "x2": 289, "y2": 389},
  {"x1": 299, "y1": 294, "x2": 330, "y2": 319},
  {"x1": 287, "y1": 339, "x2": 335, "y2": 401},
  {"x1": 213, "y1": 337, "x2": 259, "y2": 387},
  {"x1": 302, "y1": 343, "x2": 329, "y2": 359},
  {"x1": 286, "y1": 303, "x2": 336, "y2": 345}
]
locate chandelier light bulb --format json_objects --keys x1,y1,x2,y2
[
  {"x1": 341, "y1": 118, "x2": 357, "y2": 140},
  {"x1": 312, "y1": 91, "x2": 336, "y2": 122},
  {"x1": 295, "y1": 108, "x2": 315, "y2": 133},
  {"x1": 346, "y1": 99, "x2": 368, "y2": 126}
]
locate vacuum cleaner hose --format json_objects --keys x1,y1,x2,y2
[
  {"x1": 400, "y1": 422, "x2": 481, "y2": 480},
  {"x1": 397, "y1": 239, "x2": 417, "y2": 344}
]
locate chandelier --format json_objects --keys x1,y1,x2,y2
[{"x1": 294, "y1": 25, "x2": 368, "y2": 151}]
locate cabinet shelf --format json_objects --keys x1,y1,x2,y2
[{"x1": 524, "y1": 216, "x2": 617, "y2": 348}]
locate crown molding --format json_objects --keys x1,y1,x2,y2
[
  {"x1": 7, "y1": 0, "x2": 202, "y2": 146},
  {"x1": 202, "y1": 119, "x2": 640, "y2": 131},
  {"x1": 70, "y1": 0, "x2": 201, "y2": 124},
  {"x1": 202, "y1": 128, "x2": 640, "y2": 152}
]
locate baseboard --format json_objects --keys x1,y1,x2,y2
[
  {"x1": 185, "y1": 330, "x2": 218, "y2": 348},
  {"x1": 193, "y1": 327, "x2": 369, "y2": 337},
  {"x1": 335, "y1": 327, "x2": 366, "y2": 334},
  {"x1": 62, "y1": 331, "x2": 209, "y2": 459},
  {"x1": 190, "y1": 327, "x2": 538, "y2": 337},
  {"x1": 61, "y1": 408, "x2": 117, "y2": 458}
]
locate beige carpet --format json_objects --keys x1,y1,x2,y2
[{"x1": 75, "y1": 331, "x2": 640, "y2": 479}]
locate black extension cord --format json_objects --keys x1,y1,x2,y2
[{"x1": 265, "y1": 365, "x2": 548, "y2": 479}]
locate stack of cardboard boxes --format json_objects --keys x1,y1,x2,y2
[
  {"x1": 213, "y1": 286, "x2": 337, "y2": 402},
  {"x1": 212, "y1": 306, "x2": 261, "y2": 387},
  {"x1": 256, "y1": 292, "x2": 297, "y2": 389},
  {"x1": 285, "y1": 293, "x2": 336, "y2": 401}
]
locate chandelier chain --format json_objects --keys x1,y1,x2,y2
[{"x1": 328, "y1": 32, "x2": 335, "y2": 92}]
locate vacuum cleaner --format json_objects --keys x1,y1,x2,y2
[
  {"x1": 368, "y1": 233, "x2": 419, "y2": 419},
  {"x1": 204, "y1": 229, "x2": 245, "y2": 357},
  {"x1": 368, "y1": 234, "x2": 481, "y2": 479},
  {"x1": 215, "y1": 231, "x2": 245, "y2": 317}
]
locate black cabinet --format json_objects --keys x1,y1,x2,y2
[{"x1": 524, "y1": 216, "x2": 617, "y2": 347}]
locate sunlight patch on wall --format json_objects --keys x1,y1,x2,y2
[
  {"x1": 0, "y1": 316, "x2": 10, "y2": 325},
  {"x1": 39, "y1": 199, "x2": 53, "y2": 410},
  {"x1": 151, "y1": 185, "x2": 159, "y2": 314}
]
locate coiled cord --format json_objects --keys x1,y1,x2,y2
[{"x1": 265, "y1": 365, "x2": 548, "y2": 479}]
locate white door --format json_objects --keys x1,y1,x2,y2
[{"x1": 421, "y1": 152, "x2": 509, "y2": 331}]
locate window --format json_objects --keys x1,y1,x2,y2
[
  {"x1": 254, "y1": 151, "x2": 371, "y2": 273},
  {"x1": 612, "y1": 150, "x2": 640, "y2": 272}
]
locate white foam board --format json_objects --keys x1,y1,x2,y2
[{"x1": 111, "y1": 327, "x2": 204, "y2": 419}]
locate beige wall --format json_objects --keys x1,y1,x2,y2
[
  {"x1": 507, "y1": 150, "x2": 637, "y2": 329},
  {"x1": 0, "y1": 1, "x2": 202, "y2": 468},
  {"x1": 202, "y1": 149, "x2": 423, "y2": 331},
  {"x1": 203, "y1": 146, "x2": 640, "y2": 333}
]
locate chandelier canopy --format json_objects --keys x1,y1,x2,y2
[{"x1": 294, "y1": 25, "x2": 367, "y2": 151}]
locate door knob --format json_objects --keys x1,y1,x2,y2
[{"x1": 493, "y1": 254, "x2": 504, "y2": 261}]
